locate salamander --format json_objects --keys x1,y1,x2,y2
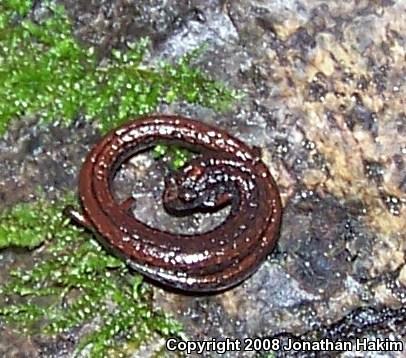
[{"x1": 65, "y1": 115, "x2": 282, "y2": 292}]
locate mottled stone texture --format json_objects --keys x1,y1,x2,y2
[{"x1": 0, "y1": 0, "x2": 404, "y2": 357}]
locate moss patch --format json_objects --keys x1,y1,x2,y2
[
  {"x1": 0, "y1": 196, "x2": 182, "y2": 356},
  {"x1": 0, "y1": 0, "x2": 238, "y2": 135}
]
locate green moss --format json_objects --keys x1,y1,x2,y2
[
  {"x1": 0, "y1": 0, "x2": 32, "y2": 20},
  {"x1": 0, "y1": 196, "x2": 71, "y2": 249},
  {"x1": 153, "y1": 143, "x2": 193, "y2": 169},
  {"x1": 0, "y1": 0, "x2": 238, "y2": 135},
  {"x1": 0, "y1": 196, "x2": 182, "y2": 356}
]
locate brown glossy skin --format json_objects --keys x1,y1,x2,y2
[{"x1": 66, "y1": 115, "x2": 282, "y2": 292}]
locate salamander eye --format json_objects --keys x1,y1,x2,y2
[
  {"x1": 164, "y1": 172, "x2": 182, "y2": 187},
  {"x1": 179, "y1": 189, "x2": 197, "y2": 202}
]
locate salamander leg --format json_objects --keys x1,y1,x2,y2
[
  {"x1": 63, "y1": 205, "x2": 94, "y2": 231},
  {"x1": 119, "y1": 197, "x2": 136, "y2": 213},
  {"x1": 252, "y1": 146, "x2": 262, "y2": 159}
]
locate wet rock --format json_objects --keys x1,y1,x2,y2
[
  {"x1": 1, "y1": 0, "x2": 405, "y2": 356},
  {"x1": 0, "y1": 117, "x2": 98, "y2": 210}
]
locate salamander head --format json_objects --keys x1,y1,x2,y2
[{"x1": 162, "y1": 163, "x2": 232, "y2": 216}]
